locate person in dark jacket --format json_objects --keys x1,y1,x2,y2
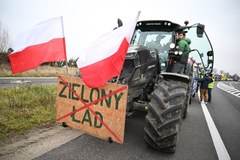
[
  {"x1": 197, "y1": 74, "x2": 212, "y2": 104},
  {"x1": 172, "y1": 31, "x2": 191, "y2": 74}
]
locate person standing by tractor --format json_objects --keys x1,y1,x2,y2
[
  {"x1": 208, "y1": 73, "x2": 215, "y2": 102},
  {"x1": 196, "y1": 74, "x2": 212, "y2": 104},
  {"x1": 172, "y1": 31, "x2": 191, "y2": 74}
]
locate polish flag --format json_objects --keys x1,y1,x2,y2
[
  {"x1": 8, "y1": 16, "x2": 67, "y2": 74},
  {"x1": 77, "y1": 12, "x2": 140, "y2": 88}
]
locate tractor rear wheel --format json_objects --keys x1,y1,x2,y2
[{"x1": 144, "y1": 76, "x2": 188, "y2": 153}]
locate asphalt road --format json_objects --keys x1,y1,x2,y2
[
  {"x1": 1, "y1": 80, "x2": 240, "y2": 160},
  {"x1": 35, "y1": 102, "x2": 216, "y2": 160},
  {"x1": 34, "y1": 81, "x2": 240, "y2": 160},
  {"x1": 209, "y1": 81, "x2": 240, "y2": 159},
  {"x1": 0, "y1": 77, "x2": 57, "y2": 88}
]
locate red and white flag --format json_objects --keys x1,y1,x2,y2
[
  {"x1": 77, "y1": 12, "x2": 140, "y2": 88},
  {"x1": 9, "y1": 16, "x2": 67, "y2": 74}
]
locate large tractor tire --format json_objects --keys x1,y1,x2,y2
[
  {"x1": 144, "y1": 76, "x2": 188, "y2": 153},
  {"x1": 183, "y1": 80, "x2": 191, "y2": 119},
  {"x1": 183, "y1": 91, "x2": 190, "y2": 119}
]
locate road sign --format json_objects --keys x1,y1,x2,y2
[{"x1": 56, "y1": 76, "x2": 128, "y2": 144}]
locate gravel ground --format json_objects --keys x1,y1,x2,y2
[{"x1": 0, "y1": 124, "x2": 83, "y2": 160}]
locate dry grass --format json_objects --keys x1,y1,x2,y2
[{"x1": 0, "y1": 63, "x2": 79, "y2": 77}]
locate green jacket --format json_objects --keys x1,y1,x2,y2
[{"x1": 177, "y1": 38, "x2": 191, "y2": 64}]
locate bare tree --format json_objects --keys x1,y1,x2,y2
[{"x1": 0, "y1": 22, "x2": 11, "y2": 53}]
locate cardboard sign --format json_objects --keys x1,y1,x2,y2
[{"x1": 56, "y1": 76, "x2": 128, "y2": 144}]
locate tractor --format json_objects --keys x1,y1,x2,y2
[{"x1": 110, "y1": 20, "x2": 214, "y2": 152}]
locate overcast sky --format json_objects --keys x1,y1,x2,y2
[{"x1": 1, "y1": 0, "x2": 240, "y2": 75}]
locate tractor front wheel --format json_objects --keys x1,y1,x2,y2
[{"x1": 144, "y1": 76, "x2": 188, "y2": 152}]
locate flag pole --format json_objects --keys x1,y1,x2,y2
[{"x1": 60, "y1": 16, "x2": 68, "y2": 75}]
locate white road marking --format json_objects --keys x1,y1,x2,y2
[
  {"x1": 217, "y1": 82, "x2": 240, "y2": 98},
  {"x1": 198, "y1": 93, "x2": 231, "y2": 160}
]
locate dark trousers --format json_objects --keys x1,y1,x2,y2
[
  {"x1": 172, "y1": 62, "x2": 185, "y2": 74},
  {"x1": 208, "y1": 88, "x2": 212, "y2": 102}
]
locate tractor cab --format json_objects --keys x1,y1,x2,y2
[{"x1": 131, "y1": 20, "x2": 214, "y2": 75}]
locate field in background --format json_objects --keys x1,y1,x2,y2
[
  {"x1": 0, "y1": 63, "x2": 79, "y2": 77},
  {"x1": 0, "y1": 52, "x2": 79, "y2": 77}
]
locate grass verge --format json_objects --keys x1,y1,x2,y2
[
  {"x1": 0, "y1": 64, "x2": 79, "y2": 77},
  {"x1": 0, "y1": 85, "x2": 57, "y2": 142}
]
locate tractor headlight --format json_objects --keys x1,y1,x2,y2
[
  {"x1": 126, "y1": 50, "x2": 137, "y2": 58},
  {"x1": 170, "y1": 43, "x2": 175, "y2": 49}
]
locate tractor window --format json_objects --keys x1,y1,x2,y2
[
  {"x1": 132, "y1": 29, "x2": 142, "y2": 45},
  {"x1": 186, "y1": 27, "x2": 214, "y2": 73},
  {"x1": 132, "y1": 30, "x2": 172, "y2": 51},
  {"x1": 131, "y1": 30, "x2": 173, "y2": 71}
]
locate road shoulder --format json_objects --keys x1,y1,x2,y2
[{"x1": 0, "y1": 123, "x2": 83, "y2": 160}]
